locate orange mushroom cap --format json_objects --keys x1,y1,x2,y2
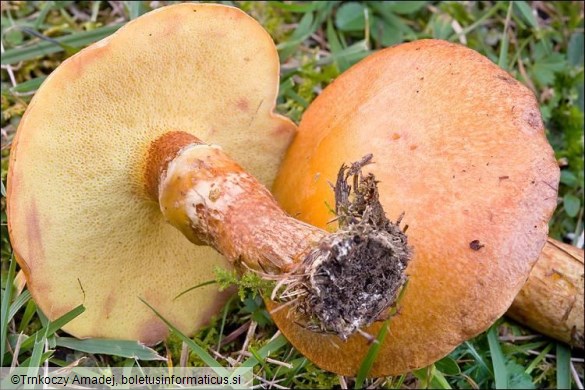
[
  {"x1": 7, "y1": 3, "x2": 295, "y2": 344},
  {"x1": 272, "y1": 39, "x2": 560, "y2": 376}
]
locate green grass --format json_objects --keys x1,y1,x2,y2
[{"x1": 1, "y1": 1, "x2": 584, "y2": 388}]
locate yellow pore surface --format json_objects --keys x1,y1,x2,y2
[{"x1": 8, "y1": 3, "x2": 296, "y2": 344}]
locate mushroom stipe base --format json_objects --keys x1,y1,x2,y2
[
  {"x1": 146, "y1": 131, "x2": 412, "y2": 340},
  {"x1": 274, "y1": 157, "x2": 412, "y2": 339}
]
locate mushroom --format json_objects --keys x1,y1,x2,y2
[
  {"x1": 7, "y1": 3, "x2": 410, "y2": 348},
  {"x1": 508, "y1": 238, "x2": 584, "y2": 348},
  {"x1": 7, "y1": 3, "x2": 301, "y2": 344},
  {"x1": 272, "y1": 39, "x2": 562, "y2": 376}
]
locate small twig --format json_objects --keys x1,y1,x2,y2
[
  {"x1": 516, "y1": 48, "x2": 537, "y2": 94},
  {"x1": 338, "y1": 375, "x2": 348, "y2": 389},
  {"x1": 571, "y1": 360, "x2": 584, "y2": 390},
  {"x1": 269, "y1": 347, "x2": 295, "y2": 386},
  {"x1": 357, "y1": 328, "x2": 376, "y2": 344},
  {"x1": 252, "y1": 375, "x2": 288, "y2": 389},
  {"x1": 68, "y1": 4, "x2": 91, "y2": 21},
  {"x1": 0, "y1": 41, "x2": 17, "y2": 87},
  {"x1": 526, "y1": 349, "x2": 584, "y2": 362},
  {"x1": 451, "y1": 19, "x2": 467, "y2": 45},
  {"x1": 179, "y1": 342, "x2": 188, "y2": 367},
  {"x1": 310, "y1": 32, "x2": 328, "y2": 51},
  {"x1": 367, "y1": 377, "x2": 388, "y2": 389},
  {"x1": 1, "y1": 126, "x2": 14, "y2": 150},
  {"x1": 461, "y1": 373, "x2": 480, "y2": 390},
  {"x1": 10, "y1": 333, "x2": 26, "y2": 370},
  {"x1": 107, "y1": 1, "x2": 125, "y2": 18},
  {"x1": 237, "y1": 351, "x2": 293, "y2": 369},
  {"x1": 236, "y1": 320, "x2": 257, "y2": 364},
  {"x1": 268, "y1": 297, "x2": 299, "y2": 315},
  {"x1": 52, "y1": 357, "x2": 87, "y2": 375},
  {"x1": 499, "y1": 334, "x2": 541, "y2": 342},
  {"x1": 44, "y1": 338, "x2": 49, "y2": 378},
  {"x1": 219, "y1": 321, "x2": 250, "y2": 347},
  {"x1": 268, "y1": 330, "x2": 282, "y2": 342},
  {"x1": 210, "y1": 349, "x2": 237, "y2": 366}
]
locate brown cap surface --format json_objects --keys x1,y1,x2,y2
[
  {"x1": 8, "y1": 3, "x2": 295, "y2": 344},
  {"x1": 272, "y1": 39, "x2": 559, "y2": 376}
]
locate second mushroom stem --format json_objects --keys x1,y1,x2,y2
[{"x1": 145, "y1": 131, "x2": 412, "y2": 339}]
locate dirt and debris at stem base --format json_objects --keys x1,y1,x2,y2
[{"x1": 275, "y1": 155, "x2": 413, "y2": 340}]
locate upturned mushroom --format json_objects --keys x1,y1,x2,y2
[
  {"x1": 272, "y1": 39, "x2": 569, "y2": 376},
  {"x1": 7, "y1": 3, "x2": 301, "y2": 344},
  {"x1": 7, "y1": 3, "x2": 410, "y2": 347}
]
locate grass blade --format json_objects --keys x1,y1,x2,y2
[
  {"x1": 217, "y1": 295, "x2": 237, "y2": 350},
  {"x1": 125, "y1": 1, "x2": 147, "y2": 19},
  {"x1": 56, "y1": 337, "x2": 165, "y2": 361},
  {"x1": 436, "y1": 355, "x2": 461, "y2": 376},
  {"x1": 355, "y1": 320, "x2": 390, "y2": 388},
  {"x1": 277, "y1": 11, "x2": 317, "y2": 60},
  {"x1": 464, "y1": 341, "x2": 494, "y2": 377},
  {"x1": 431, "y1": 366, "x2": 452, "y2": 389},
  {"x1": 270, "y1": 2, "x2": 321, "y2": 13},
  {"x1": 240, "y1": 333, "x2": 288, "y2": 368},
  {"x1": 174, "y1": 280, "x2": 216, "y2": 300},
  {"x1": 18, "y1": 300, "x2": 37, "y2": 333},
  {"x1": 25, "y1": 329, "x2": 49, "y2": 368},
  {"x1": 414, "y1": 365, "x2": 452, "y2": 389},
  {"x1": 413, "y1": 366, "x2": 432, "y2": 388},
  {"x1": 524, "y1": 343, "x2": 553, "y2": 375},
  {"x1": 326, "y1": 18, "x2": 349, "y2": 72},
  {"x1": 487, "y1": 325, "x2": 508, "y2": 389},
  {"x1": 447, "y1": 2, "x2": 504, "y2": 41},
  {"x1": 20, "y1": 351, "x2": 53, "y2": 368},
  {"x1": 355, "y1": 281, "x2": 411, "y2": 388},
  {"x1": 0, "y1": 254, "x2": 17, "y2": 367},
  {"x1": 34, "y1": 1, "x2": 55, "y2": 29},
  {"x1": 37, "y1": 307, "x2": 49, "y2": 327},
  {"x1": 393, "y1": 374, "x2": 406, "y2": 388},
  {"x1": 283, "y1": 357, "x2": 308, "y2": 387},
  {"x1": 498, "y1": 1, "x2": 513, "y2": 70},
  {"x1": 316, "y1": 41, "x2": 371, "y2": 67},
  {"x1": 140, "y1": 298, "x2": 227, "y2": 374},
  {"x1": 10, "y1": 76, "x2": 47, "y2": 94},
  {"x1": 7, "y1": 290, "x2": 31, "y2": 323},
  {"x1": 354, "y1": 280, "x2": 410, "y2": 388},
  {"x1": 556, "y1": 343, "x2": 571, "y2": 389},
  {"x1": 1, "y1": 24, "x2": 122, "y2": 65},
  {"x1": 513, "y1": 1, "x2": 539, "y2": 29},
  {"x1": 248, "y1": 345, "x2": 273, "y2": 376},
  {"x1": 18, "y1": 305, "x2": 85, "y2": 353}
]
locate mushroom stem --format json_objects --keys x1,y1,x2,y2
[
  {"x1": 144, "y1": 131, "x2": 412, "y2": 339},
  {"x1": 508, "y1": 238, "x2": 584, "y2": 348},
  {"x1": 145, "y1": 131, "x2": 325, "y2": 273}
]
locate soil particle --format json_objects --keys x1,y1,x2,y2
[{"x1": 470, "y1": 240, "x2": 485, "y2": 251}]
